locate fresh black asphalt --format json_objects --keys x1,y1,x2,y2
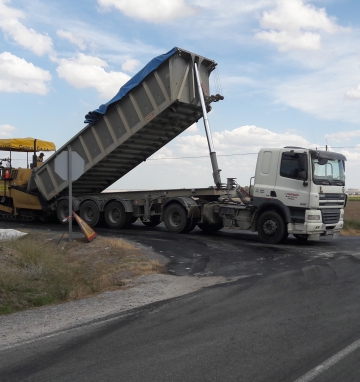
[{"x1": 1, "y1": 221, "x2": 360, "y2": 381}]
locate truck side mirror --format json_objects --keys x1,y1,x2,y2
[
  {"x1": 298, "y1": 153, "x2": 307, "y2": 170},
  {"x1": 298, "y1": 170, "x2": 308, "y2": 186},
  {"x1": 298, "y1": 153, "x2": 308, "y2": 183},
  {"x1": 298, "y1": 170, "x2": 307, "y2": 180}
]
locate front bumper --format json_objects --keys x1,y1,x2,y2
[{"x1": 287, "y1": 213, "x2": 344, "y2": 241}]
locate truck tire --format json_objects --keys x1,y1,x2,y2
[
  {"x1": 197, "y1": 222, "x2": 223, "y2": 233},
  {"x1": 80, "y1": 201, "x2": 100, "y2": 227},
  {"x1": 183, "y1": 219, "x2": 198, "y2": 233},
  {"x1": 141, "y1": 216, "x2": 161, "y2": 227},
  {"x1": 257, "y1": 211, "x2": 287, "y2": 244},
  {"x1": 104, "y1": 201, "x2": 131, "y2": 229},
  {"x1": 56, "y1": 199, "x2": 70, "y2": 224},
  {"x1": 164, "y1": 204, "x2": 188, "y2": 233}
]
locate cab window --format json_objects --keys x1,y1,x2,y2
[{"x1": 280, "y1": 153, "x2": 301, "y2": 180}]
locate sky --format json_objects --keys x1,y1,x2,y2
[{"x1": 0, "y1": 0, "x2": 360, "y2": 190}]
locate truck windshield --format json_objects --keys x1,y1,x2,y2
[{"x1": 312, "y1": 158, "x2": 345, "y2": 186}]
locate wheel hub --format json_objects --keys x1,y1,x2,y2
[
  {"x1": 170, "y1": 211, "x2": 181, "y2": 226},
  {"x1": 110, "y1": 208, "x2": 121, "y2": 223},
  {"x1": 263, "y1": 218, "x2": 278, "y2": 235},
  {"x1": 85, "y1": 208, "x2": 94, "y2": 220}
]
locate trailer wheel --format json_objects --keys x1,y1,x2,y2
[
  {"x1": 197, "y1": 222, "x2": 223, "y2": 233},
  {"x1": 104, "y1": 201, "x2": 131, "y2": 229},
  {"x1": 257, "y1": 211, "x2": 286, "y2": 244},
  {"x1": 164, "y1": 204, "x2": 188, "y2": 233},
  {"x1": 141, "y1": 215, "x2": 161, "y2": 227},
  {"x1": 56, "y1": 199, "x2": 70, "y2": 224},
  {"x1": 80, "y1": 201, "x2": 100, "y2": 227}
]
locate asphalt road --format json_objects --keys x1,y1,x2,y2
[{"x1": 1, "y1": 220, "x2": 360, "y2": 381}]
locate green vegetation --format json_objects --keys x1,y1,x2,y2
[
  {"x1": 347, "y1": 196, "x2": 360, "y2": 201},
  {"x1": 0, "y1": 233, "x2": 164, "y2": 315},
  {"x1": 342, "y1": 200, "x2": 360, "y2": 235},
  {"x1": 343, "y1": 219, "x2": 360, "y2": 231}
]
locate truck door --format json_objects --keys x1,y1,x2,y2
[{"x1": 274, "y1": 150, "x2": 310, "y2": 208}]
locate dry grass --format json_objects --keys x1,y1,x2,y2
[
  {"x1": 0, "y1": 233, "x2": 165, "y2": 315},
  {"x1": 341, "y1": 200, "x2": 360, "y2": 236}
]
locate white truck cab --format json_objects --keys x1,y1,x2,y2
[{"x1": 252, "y1": 147, "x2": 346, "y2": 243}]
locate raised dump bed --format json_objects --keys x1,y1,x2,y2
[{"x1": 32, "y1": 47, "x2": 219, "y2": 201}]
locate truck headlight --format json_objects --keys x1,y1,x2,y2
[{"x1": 307, "y1": 215, "x2": 321, "y2": 221}]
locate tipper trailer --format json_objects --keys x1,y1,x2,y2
[{"x1": 0, "y1": 47, "x2": 347, "y2": 244}]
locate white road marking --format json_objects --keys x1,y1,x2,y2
[{"x1": 294, "y1": 338, "x2": 360, "y2": 382}]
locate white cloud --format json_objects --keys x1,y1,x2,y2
[
  {"x1": 0, "y1": 52, "x2": 51, "y2": 94},
  {"x1": 256, "y1": 0, "x2": 345, "y2": 51},
  {"x1": 56, "y1": 53, "x2": 130, "y2": 99},
  {"x1": 213, "y1": 125, "x2": 310, "y2": 151},
  {"x1": 173, "y1": 0, "x2": 273, "y2": 31},
  {"x1": 0, "y1": 0, "x2": 53, "y2": 56},
  {"x1": 56, "y1": 29, "x2": 87, "y2": 50},
  {"x1": 345, "y1": 85, "x2": 360, "y2": 100},
  {"x1": 122, "y1": 58, "x2": 140, "y2": 72},
  {"x1": 108, "y1": 124, "x2": 360, "y2": 189},
  {"x1": 169, "y1": 125, "x2": 311, "y2": 160},
  {"x1": 260, "y1": 0, "x2": 339, "y2": 33},
  {"x1": 340, "y1": 149, "x2": 360, "y2": 163},
  {"x1": 256, "y1": 30, "x2": 321, "y2": 51},
  {"x1": 0, "y1": 123, "x2": 16, "y2": 137},
  {"x1": 273, "y1": 55, "x2": 360, "y2": 123},
  {"x1": 178, "y1": 124, "x2": 310, "y2": 172},
  {"x1": 97, "y1": 0, "x2": 196, "y2": 23},
  {"x1": 71, "y1": 53, "x2": 108, "y2": 67},
  {"x1": 112, "y1": 124, "x2": 313, "y2": 189},
  {"x1": 325, "y1": 130, "x2": 360, "y2": 143},
  {"x1": 186, "y1": 123, "x2": 199, "y2": 133}
]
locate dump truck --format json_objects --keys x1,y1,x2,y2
[{"x1": 0, "y1": 47, "x2": 347, "y2": 244}]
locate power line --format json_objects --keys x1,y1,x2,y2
[
  {"x1": 147, "y1": 146, "x2": 360, "y2": 161},
  {"x1": 319, "y1": 146, "x2": 359, "y2": 149},
  {"x1": 147, "y1": 152, "x2": 258, "y2": 161}
]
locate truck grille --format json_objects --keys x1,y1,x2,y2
[
  {"x1": 321, "y1": 209, "x2": 340, "y2": 224},
  {"x1": 319, "y1": 202, "x2": 344, "y2": 206},
  {"x1": 319, "y1": 193, "x2": 345, "y2": 200}
]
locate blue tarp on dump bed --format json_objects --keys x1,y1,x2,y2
[{"x1": 84, "y1": 47, "x2": 178, "y2": 124}]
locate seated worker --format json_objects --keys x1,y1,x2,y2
[{"x1": 37, "y1": 152, "x2": 45, "y2": 164}]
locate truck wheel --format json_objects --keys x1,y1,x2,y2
[
  {"x1": 257, "y1": 211, "x2": 286, "y2": 244},
  {"x1": 141, "y1": 216, "x2": 161, "y2": 227},
  {"x1": 183, "y1": 219, "x2": 198, "y2": 233},
  {"x1": 164, "y1": 204, "x2": 188, "y2": 233},
  {"x1": 104, "y1": 201, "x2": 131, "y2": 229},
  {"x1": 80, "y1": 201, "x2": 100, "y2": 227},
  {"x1": 294, "y1": 234, "x2": 308, "y2": 242},
  {"x1": 197, "y1": 222, "x2": 223, "y2": 233},
  {"x1": 56, "y1": 199, "x2": 70, "y2": 224}
]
